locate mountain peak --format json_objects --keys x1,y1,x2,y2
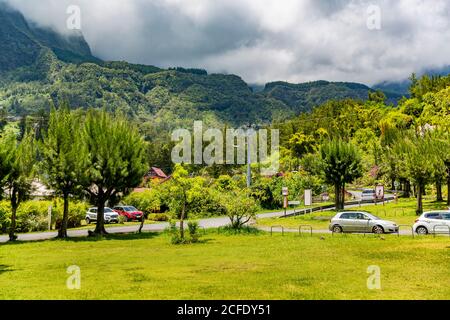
[{"x1": 0, "y1": 2, "x2": 100, "y2": 73}]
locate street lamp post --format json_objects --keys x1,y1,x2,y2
[{"x1": 247, "y1": 139, "x2": 251, "y2": 188}]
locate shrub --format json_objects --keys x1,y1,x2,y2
[
  {"x1": 168, "y1": 221, "x2": 182, "y2": 245},
  {"x1": 123, "y1": 190, "x2": 161, "y2": 215},
  {"x1": 118, "y1": 215, "x2": 126, "y2": 224},
  {"x1": 148, "y1": 213, "x2": 170, "y2": 222},
  {"x1": 167, "y1": 220, "x2": 202, "y2": 244},
  {"x1": 222, "y1": 191, "x2": 259, "y2": 230},
  {"x1": 53, "y1": 200, "x2": 89, "y2": 229},
  {"x1": 16, "y1": 201, "x2": 52, "y2": 233},
  {"x1": 219, "y1": 225, "x2": 260, "y2": 235},
  {"x1": 0, "y1": 201, "x2": 11, "y2": 234},
  {"x1": 187, "y1": 221, "x2": 201, "y2": 243}
]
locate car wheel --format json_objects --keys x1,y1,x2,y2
[
  {"x1": 332, "y1": 225, "x2": 343, "y2": 233},
  {"x1": 372, "y1": 225, "x2": 384, "y2": 234},
  {"x1": 86, "y1": 217, "x2": 91, "y2": 225},
  {"x1": 416, "y1": 226, "x2": 428, "y2": 235}
]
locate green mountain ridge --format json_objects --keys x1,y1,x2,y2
[
  {"x1": 0, "y1": 3, "x2": 404, "y2": 128},
  {"x1": 0, "y1": 2, "x2": 98, "y2": 73}
]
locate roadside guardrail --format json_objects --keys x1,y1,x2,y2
[
  {"x1": 298, "y1": 225, "x2": 313, "y2": 237},
  {"x1": 396, "y1": 225, "x2": 414, "y2": 238},
  {"x1": 270, "y1": 226, "x2": 284, "y2": 236},
  {"x1": 433, "y1": 225, "x2": 450, "y2": 238}
]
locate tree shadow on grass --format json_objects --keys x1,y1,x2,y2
[
  {"x1": 0, "y1": 231, "x2": 163, "y2": 246},
  {"x1": 61, "y1": 231, "x2": 162, "y2": 243},
  {"x1": 0, "y1": 264, "x2": 13, "y2": 275}
]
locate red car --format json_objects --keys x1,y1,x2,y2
[{"x1": 113, "y1": 206, "x2": 144, "y2": 222}]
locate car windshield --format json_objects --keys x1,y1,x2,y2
[
  {"x1": 365, "y1": 213, "x2": 380, "y2": 220},
  {"x1": 124, "y1": 206, "x2": 138, "y2": 211},
  {"x1": 104, "y1": 208, "x2": 114, "y2": 213}
]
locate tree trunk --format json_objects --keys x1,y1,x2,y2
[
  {"x1": 341, "y1": 183, "x2": 346, "y2": 210},
  {"x1": 416, "y1": 184, "x2": 423, "y2": 216},
  {"x1": 138, "y1": 213, "x2": 146, "y2": 233},
  {"x1": 93, "y1": 195, "x2": 108, "y2": 236},
  {"x1": 180, "y1": 192, "x2": 186, "y2": 240},
  {"x1": 334, "y1": 183, "x2": 341, "y2": 210},
  {"x1": 9, "y1": 207, "x2": 18, "y2": 241},
  {"x1": 58, "y1": 192, "x2": 69, "y2": 238},
  {"x1": 436, "y1": 181, "x2": 443, "y2": 202},
  {"x1": 404, "y1": 180, "x2": 411, "y2": 198},
  {"x1": 447, "y1": 172, "x2": 450, "y2": 206},
  {"x1": 8, "y1": 189, "x2": 18, "y2": 242},
  {"x1": 391, "y1": 179, "x2": 395, "y2": 191}
]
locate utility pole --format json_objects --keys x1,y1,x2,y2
[
  {"x1": 247, "y1": 134, "x2": 251, "y2": 188},
  {"x1": 246, "y1": 124, "x2": 254, "y2": 188}
]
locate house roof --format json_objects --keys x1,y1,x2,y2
[{"x1": 148, "y1": 167, "x2": 168, "y2": 179}]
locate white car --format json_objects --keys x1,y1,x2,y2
[
  {"x1": 360, "y1": 189, "x2": 376, "y2": 201},
  {"x1": 85, "y1": 207, "x2": 120, "y2": 224},
  {"x1": 413, "y1": 211, "x2": 450, "y2": 235}
]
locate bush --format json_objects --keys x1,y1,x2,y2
[
  {"x1": 53, "y1": 200, "x2": 89, "y2": 229},
  {"x1": 219, "y1": 225, "x2": 260, "y2": 235},
  {"x1": 187, "y1": 221, "x2": 201, "y2": 243},
  {"x1": 222, "y1": 191, "x2": 259, "y2": 230},
  {"x1": 167, "y1": 220, "x2": 202, "y2": 244},
  {"x1": 123, "y1": 190, "x2": 161, "y2": 215},
  {"x1": 168, "y1": 221, "x2": 182, "y2": 245},
  {"x1": 0, "y1": 201, "x2": 11, "y2": 234},
  {"x1": 16, "y1": 201, "x2": 52, "y2": 233},
  {"x1": 148, "y1": 213, "x2": 170, "y2": 222},
  {"x1": 118, "y1": 215, "x2": 126, "y2": 224}
]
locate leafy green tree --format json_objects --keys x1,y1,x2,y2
[
  {"x1": 40, "y1": 106, "x2": 83, "y2": 238},
  {"x1": 320, "y1": 139, "x2": 363, "y2": 210},
  {"x1": 433, "y1": 130, "x2": 450, "y2": 205},
  {"x1": 0, "y1": 132, "x2": 36, "y2": 241},
  {"x1": 222, "y1": 191, "x2": 259, "y2": 229},
  {"x1": 80, "y1": 110, "x2": 148, "y2": 236},
  {"x1": 395, "y1": 132, "x2": 436, "y2": 215},
  {"x1": 288, "y1": 132, "x2": 316, "y2": 158},
  {"x1": 169, "y1": 164, "x2": 194, "y2": 241}
]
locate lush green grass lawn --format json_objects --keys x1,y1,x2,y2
[
  {"x1": 256, "y1": 199, "x2": 450, "y2": 230},
  {"x1": 0, "y1": 231, "x2": 449, "y2": 300}
]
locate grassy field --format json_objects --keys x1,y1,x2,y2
[
  {"x1": 0, "y1": 231, "x2": 449, "y2": 300},
  {"x1": 256, "y1": 199, "x2": 450, "y2": 230}
]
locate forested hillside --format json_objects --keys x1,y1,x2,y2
[{"x1": 0, "y1": 3, "x2": 405, "y2": 129}]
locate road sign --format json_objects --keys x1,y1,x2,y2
[
  {"x1": 304, "y1": 189, "x2": 312, "y2": 206},
  {"x1": 282, "y1": 187, "x2": 289, "y2": 196},
  {"x1": 288, "y1": 201, "x2": 301, "y2": 206},
  {"x1": 375, "y1": 185, "x2": 384, "y2": 200}
]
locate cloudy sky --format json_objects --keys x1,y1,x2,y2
[{"x1": 5, "y1": 0, "x2": 450, "y2": 85}]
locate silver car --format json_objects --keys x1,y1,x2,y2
[{"x1": 329, "y1": 211, "x2": 398, "y2": 234}]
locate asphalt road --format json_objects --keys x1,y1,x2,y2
[
  {"x1": 0, "y1": 209, "x2": 296, "y2": 243},
  {"x1": 0, "y1": 194, "x2": 425, "y2": 243}
]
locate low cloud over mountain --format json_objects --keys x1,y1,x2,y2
[{"x1": 5, "y1": 0, "x2": 450, "y2": 85}]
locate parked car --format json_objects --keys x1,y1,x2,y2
[
  {"x1": 413, "y1": 211, "x2": 450, "y2": 235},
  {"x1": 85, "y1": 207, "x2": 120, "y2": 224},
  {"x1": 360, "y1": 189, "x2": 376, "y2": 201},
  {"x1": 329, "y1": 211, "x2": 398, "y2": 234},
  {"x1": 113, "y1": 206, "x2": 144, "y2": 222}
]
